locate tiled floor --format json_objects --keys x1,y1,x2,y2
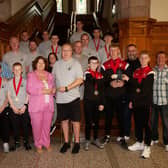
[{"x1": 0, "y1": 137, "x2": 168, "y2": 168}]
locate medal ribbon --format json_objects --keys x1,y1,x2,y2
[
  {"x1": 93, "y1": 39, "x2": 100, "y2": 52},
  {"x1": 51, "y1": 45, "x2": 58, "y2": 55},
  {"x1": 94, "y1": 70, "x2": 98, "y2": 91},
  {"x1": 0, "y1": 77, "x2": 2, "y2": 90},
  {"x1": 87, "y1": 69, "x2": 103, "y2": 91},
  {"x1": 13, "y1": 77, "x2": 22, "y2": 96},
  {"x1": 105, "y1": 45, "x2": 110, "y2": 59},
  {"x1": 110, "y1": 58, "x2": 122, "y2": 74},
  {"x1": 133, "y1": 66, "x2": 152, "y2": 84}
]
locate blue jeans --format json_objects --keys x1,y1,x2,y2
[{"x1": 151, "y1": 104, "x2": 168, "y2": 145}]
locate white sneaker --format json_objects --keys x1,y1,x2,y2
[
  {"x1": 124, "y1": 136, "x2": 130, "y2": 141},
  {"x1": 151, "y1": 140, "x2": 159, "y2": 146},
  {"x1": 128, "y1": 142, "x2": 144, "y2": 151},
  {"x1": 92, "y1": 139, "x2": 104, "y2": 149},
  {"x1": 84, "y1": 140, "x2": 90, "y2": 151},
  {"x1": 165, "y1": 145, "x2": 168, "y2": 152},
  {"x1": 3, "y1": 143, "x2": 9, "y2": 153},
  {"x1": 141, "y1": 146, "x2": 151, "y2": 158},
  {"x1": 116, "y1": 136, "x2": 123, "y2": 142}
]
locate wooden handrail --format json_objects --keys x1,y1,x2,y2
[{"x1": 92, "y1": 12, "x2": 100, "y2": 28}]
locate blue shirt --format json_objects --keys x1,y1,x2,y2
[{"x1": 0, "y1": 62, "x2": 13, "y2": 79}]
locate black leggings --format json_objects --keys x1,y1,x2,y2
[
  {"x1": 84, "y1": 100, "x2": 100, "y2": 140},
  {"x1": 133, "y1": 106, "x2": 151, "y2": 146},
  {"x1": 0, "y1": 107, "x2": 10, "y2": 143},
  {"x1": 9, "y1": 107, "x2": 30, "y2": 142},
  {"x1": 105, "y1": 96, "x2": 125, "y2": 137}
]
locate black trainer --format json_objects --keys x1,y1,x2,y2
[
  {"x1": 102, "y1": 135, "x2": 111, "y2": 145},
  {"x1": 24, "y1": 141, "x2": 32, "y2": 150},
  {"x1": 72, "y1": 143, "x2": 80, "y2": 154},
  {"x1": 60, "y1": 143, "x2": 70, "y2": 153},
  {"x1": 120, "y1": 139, "x2": 128, "y2": 150},
  {"x1": 10, "y1": 141, "x2": 21, "y2": 151}
]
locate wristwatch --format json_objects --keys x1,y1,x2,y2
[
  {"x1": 24, "y1": 104, "x2": 28, "y2": 108},
  {"x1": 65, "y1": 86, "x2": 68, "y2": 92}
]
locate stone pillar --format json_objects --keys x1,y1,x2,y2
[
  {"x1": 117, "y1": 0, "x2": 156, "y2": 64},
  {"x1": 118, "y1": 0, "x2": 150, "y2": 19}
]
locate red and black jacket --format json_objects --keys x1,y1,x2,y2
[
  {"x1": 101, "y1": 57, "x2": 130, "y2": 98},
  {"x1": 128, "y1": 66, "x2": 154, "y2": 108},
  {"x1": 84, "y1": 69, "x2": 105, "y2": 105}
]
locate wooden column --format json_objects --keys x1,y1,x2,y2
[{"x1": 118, "y1": 17, "x2": 156, "y2": 66}]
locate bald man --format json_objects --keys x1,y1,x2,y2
[{"x1": 52, "y1": 43, "x2": 83, "y2": 154}]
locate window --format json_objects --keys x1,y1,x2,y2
[
  {"x1": 76, "y1": 0, "x2": 87, "y2": 14},
  {"x1": 56, "y1": 0, "x2": 62, "y2": 12}
]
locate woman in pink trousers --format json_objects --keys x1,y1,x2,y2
[{"x1": 27, "y1": 56, "x2": 55, "y2": 153}]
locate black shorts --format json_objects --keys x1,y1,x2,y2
[{"x1": 57, "y1": 98, "x2": 81, "y2": 122}]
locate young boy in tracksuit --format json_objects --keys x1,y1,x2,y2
[
  {"x1": 101, "y1": 45, "x2": 130, "y2": 146},
  {"x1": 7, "y1": 62, "x2": 31, "y2": 151},
  {"x1": 0, "y1": 64, "x2": 10, "y2": 152},
  {"x1": 83, "y1": 56, "x2": 104, "y2": 150},
  {"x1": 123, "y1": 51, "x2": 154, "y2": 159}
]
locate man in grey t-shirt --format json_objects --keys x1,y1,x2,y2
[
  {"x1": 44, "y1": 34, "x2": 62, "y2": 60},
  {"x1": 89, "y1": 27, "x2": 105, "y2": 53},
  {"x1": 52, "y1": 43, "x2": 83, "y2": 154},
  {"x1": 38, "y1": 31, "x2": 51, "y2": 57},
  {"x1": 98, "y1": 32, "x2": 113, "y2": 64},
  {"x1": 3, "y1": 36, "x2": 29, "y2": 78},
  {"x1": 70, "y1": 20, "x2": 92, "y2": 44},
  {"x1": 27, "y1": 40, "x2": 40, "y2": 72},
  {"x1": 73, "y1": 41, "x2": 88, "y2": 100},
  {"x1": 81, "y1": 33, "x2": 98, "y2": 58},
  {"x1": 19, "y1": 31, "x2": 30, "y2": 54}
]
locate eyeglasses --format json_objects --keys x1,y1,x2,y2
[
  {"x1": 81, "y1": 38, "x2": 89, "y2": 40},
  {"x1": 90, "y1": 61, "x2": 99, "y2": 64},
  {"x1": 62, "y1": 50, "x2": 72, "y2": 52}
]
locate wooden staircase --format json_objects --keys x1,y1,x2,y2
[{"x1": 0, "y1": 0, "x2": 56, "y2": 60}]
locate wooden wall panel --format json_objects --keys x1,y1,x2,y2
[
  {"x1": 151, "y1": 22, "x2": 168, "y2": 66},
  {"x1": 118, "y1": 17, "x2": 168, "y2": 67}
]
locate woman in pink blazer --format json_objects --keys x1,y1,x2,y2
[{"x1": 27, "y1": 56, "x2": 55, "y2": 153}]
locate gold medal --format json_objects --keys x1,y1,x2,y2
[
  {"x1": 94, "y1": 90, "x2": 99, "y2": 96},
  {"x1": 15, "y1": 97, "x2": 19, "y2": 102},
  {"x1": 136, "y1": 88, "x2": 141, "y2": 93}
]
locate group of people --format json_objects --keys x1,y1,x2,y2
[{"x1": 0, "y1": 20, "x2": 168, "y2": 159}]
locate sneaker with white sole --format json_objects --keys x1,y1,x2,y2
[
  {"x1": 117, "y1": 136, "x2": 130, "y2": 142},
  {"x1": 92, "y1": 139, "x2": 104, "y2": 149},
  {"x1": 102, "y1": 135, "x2": 111, "y2": 145},
  {"x1": 84, "y1": 140, "x2": 90, "y2": 151},
  {"x1": 165, "y1": 145, "x2": 168, "y2": 152},
  {"x1": 150, "y1": 140, "x2": 159, "y2": 146},
  {"x1": 141, "y1": 146, "x2": 151, "y2": 159},
  {"x1": 128, "y1": 142, "x2": 144, "y2": 151},
  {"x1": 116, "y1": 136, "x2": 123, "y2": 142},
  {"x1": 124, "y1": 136, "x2": 130, "y2": 141},
  {"x1": 3, "y1": 143, "x2": 9, "y2": 153}
]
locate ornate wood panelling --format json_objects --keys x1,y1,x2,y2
[{"x1": 118, "y1": 17, "x2": 168, "y2": 67}]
